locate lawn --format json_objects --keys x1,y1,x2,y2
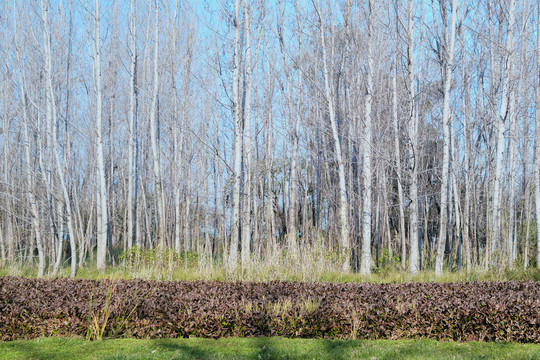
[{"x1": 1, "y1": 337, "x2": 539, "y2": 360}]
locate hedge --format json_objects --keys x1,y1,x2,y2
[{"x1": 0, "y1": 277, "x2": 538, "y2": 342}]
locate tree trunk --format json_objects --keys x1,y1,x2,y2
[
  {"x1": 228, "y1": 0, "x2": 242, "y2": 271},
  {"x1": 407, "y1": 0, "x2": 420, "y2": 275},
  {"x1": 42, "y1": 0, "x2": 77, "y2": 277},
  {"x1": 93, "y1": 0, "x2": 109, "y2": 271},
  {"x1": 241, "y1": 0, "x2": 255, "y2": 268},
  {"x1": 392, "y1": 40, "x2": 407, "y2": 272},
  {"x1": 461, "y1": 61, "x2": 472, "y2": 272},
  {"x1": 435, "y1": 0, "x2": 457, "y2": 276},
  {"x1": 149, "y1": 0, "x2": 166, "y2": 249},
  {"x1": 22, "y1": 86, "x2": 45, "y2": 277},
  {"x1": 360, "y1": 0, "x2": 374, "y2": 275},
  {"x1": 127, "y1": 0, "x2": 138, "y2": 250},
  {"x1": 316, "y1": 0, "x2": 350, "y2": 272},
  {"x1": 491, "y1": 0, "x2": 516, "y2": 265},
  {"x1": 534, "y1": 0, "x2": 540, "y2": 269}
]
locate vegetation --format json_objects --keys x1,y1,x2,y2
[
  {"x1": 1, "y1": 0, "x2": 540, "y2": 280},
  {"x1": 1, "y1": 337, "x2": 539, "y2": 360},
  {"x1": 1, "y1": 249, "x2": 539, "y2": 284},
  {"x1": 1, "y1": 276, "x2": 538, "y2": 343}
]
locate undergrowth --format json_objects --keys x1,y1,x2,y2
[
  {"x1": 2, "y1": 277, "x2": 538, "y2": 342},
  {"x1": 0, "y1": 245, "x2": 538, "y2": 283}
]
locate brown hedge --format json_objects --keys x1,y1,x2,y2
[{"x1": 0, "y1": 276, "x2": 538, "y2": 342}]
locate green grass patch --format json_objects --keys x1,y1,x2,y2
[{"x1": 1, "y1": 337, "x2": 539, "y2": 360}]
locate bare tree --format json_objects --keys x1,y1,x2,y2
[
  {"x1": 534, "y1": 0, "x2": 540, "y2": 269},
  {"x1": 435, "y1": 0, "x2": 458, "y2": 276},
  {"x1": 407, "y1": 0, "x2": 420, "y2": 275},
  {"x1": 491, "y1": 0, "x2": 516, "y2": 266},
  {"x1": 360, "y1": 0, "x2": 374, "y2": 275},
  {"x1": 127, "y1": 0, "x2": 139, "y2": 250},
  {"x1": 93, "y1": 0, "x2": 109, "y2": 271},
  {"x1": 1, "y1": 0, "x2": 538, "y2": 277},
  {"x1": 41, "y1": 0, "x2": 77, "y2": 277},
  {"x1": 229, "y1": 0, "x2": 243, "y2": 270},
  {"x1": 316, "y1": 0, "x2": 350, "y2": 272}
]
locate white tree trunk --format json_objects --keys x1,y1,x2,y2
[
  {"x1": 491, "y1": 0, "x2": 516, "y2": 264},
  {"x1": 263, "y1": 69, "x2": 276, "y2": 258},
  {"x1": 461, "y1": 63, "x2": 472, "y2": 272},
  {"x1": 127, "y1": 0, "x2": 138, "y2": 250},
  {"x1": 435, "y1": 0, "x2": 457, "y2": 276},
  {"x1": 14, "y1": 3, "x2": 46, "y2": 277},
  {"x1": 228, "y1": 0, "x2": 242, "y2": 270},
  {"x1": 279, "y1": 24, "x2": 299, "y2": 259},
  {"x1": 149, "y1": 0, "x2": 166, "y2": 249},
  {"x1": 174, "y1": 119, "x2": 181, "y2": 252},
  {"x1": 172, "y1": 15, "x2": 188, "y2": 254},
  {"x1": 360, "y1": 0, "x2": 374, "y2": 275},
  {"x1": 241, "y1": 0, "x2": 255, "y2": 268},
  {"x1": 317, "y1": 0, "x2": 350, "y2": 272},
  {"x1": 93, "y1": 0, "x2": 109, "y2": 271},
  {"x1": 22, "y1": 86, "x2": 45, "y2": 277},
  {"x1": 507, "y1": 83, "x2": 517, "y2": 268},
  {"x1": 407, "y1": 0, "x2": 419, "y2": 275},
  {"x1": 42, "y1": 0, "x2": 77, "y2": 277},
  {"x1": 535, "y1": 0, "x2": 540, "y2": 270},
  {"x1": 391, "y1": 57, "x2": 406, "y2": 271},
  {"x1": 450, "y1": 118, "x2": 462, "y2": 271}
]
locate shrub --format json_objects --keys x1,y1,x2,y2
[{"x1": 0, "y1": 276, "x2": 538, "y2": 342}]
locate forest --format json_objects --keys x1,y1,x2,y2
[{"x1": 0, "y1": 0, "x2": 539, "y2": 280}]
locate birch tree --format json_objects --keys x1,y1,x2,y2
[
  {"x1": 435, "y1": 0, "x2": 458, "y2": 276},
  {"x1": 21, "y1": 78, "x2": 45, "y2": 277},
  {"x1": 149, "y1": 0, "x2": 166, "y2": 249},
  {"x1": 12, "y1": 1, "x2": 46, "y2": 277},
  {"x1": 127, "y1": 0, "x2": 139, "y2": 250},
  {"x1": 1, "y1": 0, "x2": 539, "y2": 276},
  {"x1": 490, "y1": 0, "x2": 516, "y2": 266},
  {"x1": 277, "y1": 0, "x2": 302, "y2": 258},
  {"x1": 316, "y1": 0, "x2": 350, "y2": 272},
  {"x1": 534, "y1": 3, "x2": 540, "y2": 269},
  {"x1": 41, "y1": 0, "x2": 78, "y2": 277},
  {"x1": 360, "y1": 0, "x2": 374, "y2": 275},
  {"x1": 407, "y1": 0, "x2": 420, "y2": 275},
  {"x1": 460, "y1": 45, "x2": 472, "y2": 272},
  {"x1": 228, "y1": 0, "x2": 242, "y2": 270},
  {"x1": 241, "y1": 0, "x2": 257, "y2": 267},
  {"x1": 93, "y1": 0, "x2": 109, "y2": 271}
]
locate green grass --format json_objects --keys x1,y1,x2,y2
[{"x1": 1, "y1": 337, "x2": 539, "y2": 360}]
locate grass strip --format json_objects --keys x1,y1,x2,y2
[
  {"x1": 2, "y1": 260, "x2": 540, "y2": 284},
  {"x1": 1, "y1": 337, "x2": 539, "y2": 360}
]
